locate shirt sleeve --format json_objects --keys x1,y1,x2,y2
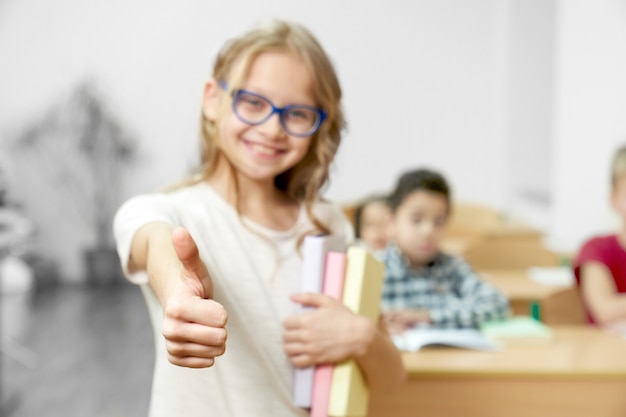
[
  {"x1": 113, "y1": 193, "x2": 180, "y2": 283},
  {"x1": 428, "y1": 258, "x2": 511, "y2": 328},
  {"x1": 574, "y1": 237, "x2": 610, "y2": 268},
  {"x1": 572, "y1": 237, "x2": 611, "y2": 286}
]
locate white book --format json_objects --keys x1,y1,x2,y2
[
  {"x1": 527, "y1": 266, "x2": 575, "y2": 287},
  {"x1": 293, "y1": 234, "x2": 346, "y2": 409}
]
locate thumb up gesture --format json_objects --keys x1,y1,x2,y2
[{"x1": 161, "y1": 227, "x2": 228, "y2": 368}]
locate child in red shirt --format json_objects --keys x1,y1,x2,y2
[{"x1": 574, "y1": 144, "x2": 626, "y2": 327}]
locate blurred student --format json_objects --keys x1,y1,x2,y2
[
  {"x1": 573, "y1": 144, "x2": 626, "y2": 328},
  {"x1": 353, "y1": 194, "x2": 392, "y2": 252},
  {"x1": 379, "y1": 168, "x2": 510, "y2": 333}
]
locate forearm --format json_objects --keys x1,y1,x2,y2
[
  {"x1": 589, "y1": 295, "x2": 626, "y2": 325},
  {"x1": 353, "y1": 318, "x2": 406, "y2": 391},
  {"x1": 129, "y1": 221, "x2": 180, "y2": 306},
  {"x1": 580, "y1": 262, "x2": 626, "y2": 325}
]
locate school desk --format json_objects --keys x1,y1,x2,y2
[
  {"x1": 478, "y1": 269, "x2": 587, "y2": 325},
  {"x1": 367, "y1": 326, "x2": 626, "y2": 417},
  {"x1": 442, "y1": 225, "x2": 560, "y2": 270}
]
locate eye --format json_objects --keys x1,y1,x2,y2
[
  {"x1": 410, "y1": 214, "x2": 423, "y2": 224},
  {"x1": 285, "y1": 107, "x2": 315, "y2": 122},
  {"x1": 434, "y1": 217, "x2": 447, "y2": 228},
  {"x1": 238, "y1": 93, "x2": 267, "y2": 110}
]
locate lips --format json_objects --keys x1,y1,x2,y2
[
  {"x1": 418, "y1": 244, "x2": 436, "y2": 254},
  {"x1": 243, "y1": 139, "x2": 284, "y2": 158}
]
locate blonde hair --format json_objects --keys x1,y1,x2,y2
[
  {"x1": 184, "y1": 20, "x2": 345, "y2": 235},
  {"x1": 611, "y1": 144, "x2": 626, "y2": 186}
]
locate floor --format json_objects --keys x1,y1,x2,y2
[{"x1": 1, "y1": 283, "x2": 154, "y2": 417}]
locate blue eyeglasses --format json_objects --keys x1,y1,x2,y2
[{"x1": 219, "y1": 81, "x2": 326, "y2": 138}]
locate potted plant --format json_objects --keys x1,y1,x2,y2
[{"x1": 11, "y1": 80, "x2": 138, "y2": 285}]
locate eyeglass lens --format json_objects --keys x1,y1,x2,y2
[{"x1": 234, "y1": 91, "x2": 320, "y2": 136}]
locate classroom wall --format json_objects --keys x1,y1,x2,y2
[
  {"x1": 549, "y1": 0, "x2": 626, "y2": 252},
  {"x1": 0, "y1": 0, "x2": 624, "y2": 281},
  {"x1": 504, "y1": 0, "x2": 556, "y2": 227}
]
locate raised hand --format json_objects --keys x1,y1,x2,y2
[
  {"x1": 283, "y1": 293, "x2": 375, "y2": 368},
  {"x1": 161, "y1": 227, "x2": 228, "y2": 368}
]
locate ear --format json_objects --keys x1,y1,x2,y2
[{"x1": 202, "y1": 78, "x2": 221, "y2": 121}]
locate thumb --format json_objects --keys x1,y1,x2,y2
[{"x1": 172, "y1": 227, "x2": 213, "y2": 299}]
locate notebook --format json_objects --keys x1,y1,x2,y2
[
  {"x1": 392, "y1": 327, "x2": 502, "y2": 352},
  {"x1": 480, "y1": 316, "x2": 553, "y2": 346}
]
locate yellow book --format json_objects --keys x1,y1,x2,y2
[{"x1": 328, "y1": 246, "x2": 384, "y2": 417}]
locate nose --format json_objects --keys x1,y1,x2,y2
[
  {"x1": 257, "y1": 111, "x2": 285, "y2": 140},
  {"x1": 419, "y1": 221, "x2": 436, "y2": 237}
]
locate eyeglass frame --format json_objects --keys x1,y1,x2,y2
[{"x1": 218, "y1": 80, "x2": 327, "y2": 138}]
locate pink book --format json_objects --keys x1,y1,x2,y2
[
  {"x1": 293, "y1": 235, "x2": 346, "y2": 408},
  {"x1": 310, "y1": 251, "x2": 347, "y2": 417}
]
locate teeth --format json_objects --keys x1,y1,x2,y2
[{"x1": 250, "y1": 143, "x2": 278, "y2": 155}]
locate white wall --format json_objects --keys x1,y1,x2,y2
[
  {"x1": 550, "y1": 0, "x2": 626, "y2": 252},
  {"x1": 504, "y1": 0, "x2": 556, "y2": 227},
  {"x1": 0, "y1": 0, "x2": 623, "y2": 281}
]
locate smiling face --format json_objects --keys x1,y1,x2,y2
[
  {"x1": 391, "y1": 190, "x2": 449, "y2": 267},
  {"x1": 204, "y1": 52, "x2": 316, "y2": 186}
]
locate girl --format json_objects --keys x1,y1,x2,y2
[
  {"x1": 574, "y1": 144, "x2": 626, "y2": 328},
  {"x1": 353, "y1": 194, "x2": 392, "y2": 252},
  {"x1": 113, "y1": 20, "x2": 404, "y2": 417}
]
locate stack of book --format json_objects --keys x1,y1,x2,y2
[{"x1": 293, "y1": 235, "x2": 385, "y2": 417}]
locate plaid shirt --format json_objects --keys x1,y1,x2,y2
[{"x1": 380, "y1": 244, "x2": 510, "y2": 329}]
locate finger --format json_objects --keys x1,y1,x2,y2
[
  {"x1": 172, "y1": 227, "x2": 201, "y2": 269},
  {"x1": 163, "y1": 319, "x2": 227, "y2": 346},
  {"x1": 290, "y1": 292, "x2": 332, "y2": 309},
  {"x1": 167, "y1": 354, "x2": 216, "y2": 369},
  {"x1": 283, "y1": 328, "x2": 308, "y2": 343},
  {"x1": 283, "y1": 341, "x2": 307, "y2": 356},
  {"x1": 286, "y1": 352, "x2": 314, "y2": 368},
  {"x1": 283, "y1": 312, "x2": 317, "y2": 331},
  {"x1": 165, "y1": 340, "x2": 226, "y2": 359},
  {"x1": 172, "y1": 227, "x2": 213, "y2": 298},
  {"x1": 164, "y1": 298, "x2": 228, "y2": 329},
  {"x1": 284, "y1": 339, "x2": 325, "y2": 365}
]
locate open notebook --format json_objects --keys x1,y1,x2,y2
[{"x1": 392, "y1": 327, "x2": 502, "y2": 352}]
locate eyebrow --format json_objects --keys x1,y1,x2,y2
[{"x1": 235, "y1": 81, "x2": 317, "y2": 107}]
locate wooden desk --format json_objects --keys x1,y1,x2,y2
[
  {"x1": 368, "y1": 326, "x2": 626, "y2": 417},
  {"x1": 442, "y1": 225, "x2": 560, "y2": 269},
  {"x1": 479, "y1": 269, "x2": 587, "y2": 325}
]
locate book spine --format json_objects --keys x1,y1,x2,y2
[
  {"x1": 293, "y1": 235, "x2": 346, "y2": 408},
  {"x1": 310, "y1": 252, "x2": 347, "y2": 417},
  {"x1": 327, "y1": 247, "x2": 385, "y2": 417}
]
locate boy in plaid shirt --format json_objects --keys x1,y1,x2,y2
[{"x1": 380, "y1": 168, "x2": 510, "y2": 332}]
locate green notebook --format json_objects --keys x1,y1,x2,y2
[{"x1": 480, "y1": 316, "x2": 553, "y2": 345}]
